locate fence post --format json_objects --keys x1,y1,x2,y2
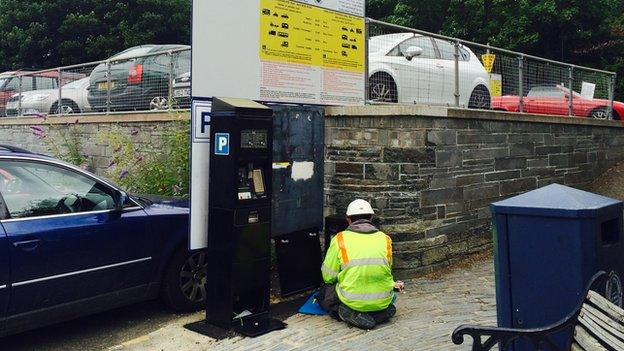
[
  {"x1": 608, "y1": 74, "x2": 615, "y2": 120},
  {"x1": 567, "y1": 66, "x2": 574, "y2": 117},
  {"x1": 16, "y1": 75, "x2": 22, "y2": 117},
  {"x1": 168, "y1": 51, "x2": 174, "y2": 111},
  {"x1": 106, "y1": 60, "x2": 111, "y2": 115},
  {"x1": 518, "y1": 56, "x2": 524, "y2": 113},
  {"x1": 364, "y1": 18, "x2": 370, "y2": 104},
  {"x1": 454, "y1": 41, "x2": 460, "y2": 107},
  {"x1": 58, "y1": 68, "x2": 63, "y2": 115}
]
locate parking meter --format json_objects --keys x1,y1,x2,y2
[{"x1": 206, "y1": 97, "x2": 284, "y2": 336}]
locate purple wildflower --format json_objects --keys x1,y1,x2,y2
[
  {"x1": 30, "y1": 126, "x2": 46, "y2": 139},
  {"x1": 172, "y1": 184, "x2": 182, "y2": 194},
  {"x1": 107, "y1": 160, "x2": 116, "y2": 168},
  {"x1": 119, "y1": 168, "x2": 129, "y2": 180},
  {"x1": 136, "y1": 155, "x2": 144, "y2": 162}
]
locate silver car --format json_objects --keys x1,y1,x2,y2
[{"x1": 5, "y1": 77, "x2": 91, "y2": 117}]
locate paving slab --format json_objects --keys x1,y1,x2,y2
[{"x1": 110, "y1": 256, "x2": 496, "y2": 351}]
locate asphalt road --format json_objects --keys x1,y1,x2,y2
[{"x1": 0, "y1": 301, "x2": 192, "y2": 351}]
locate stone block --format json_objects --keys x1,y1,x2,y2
[
  {"x1": 420, "y1": 188, "x2": 463, "y2": 207},
  {"x1": 435, "y1": 150, "x2": 462, "y2": 168},
  {"x1": 462, "y1": 147, "x2": 509, "y2": 161},
  {"x1": 463, "y1": 184, "x2": 500, "y2": 201},
  {"x1": 509, "y1": 143, "x2": 535, "y2": 157},
  {"x1": 457, "y1": 132, "x2": 507, "y2": 145},
  {"x1": 421, "y1": 246, "x2": 450, "y2": 266},
  {"x1": 535, "y1": 145, "x2": 562, "y2": 155},
  {"x1": 548, "y1": 153, "x2": 573, "y2": 167},
  {"x1": 364, "y1": 163, "x2": 399, "y2": 180},
  {"x1": 426, "y1": 130, "x2": 457, "y2": 146},
  {"x1": 508, "y1": 134, "x2": 545, "y2": 144},
  {"x1": 456, "y1": 174, "x2": 485, "y2": 186},
  {"x1": 485, "y1": 170, "x2": 520, "y2": 181},
  {"x1": 494, "y1": 157, "x2": 527, "y2": 170},
  {"x1": 335, "y1": 163, "x2": 363, "y2": 174},
  {"x1": 521, "y1": 167, "x2": 556, "y2": 177},
  {"x1": 500, "y1": 178, "x2": 537, "y2": 196},
  {"x1": 527, "y1": 158, "x2": 549, "y2": 168},
  {"x1": 383, "y1": 147, "x2": 435, "y2": 163}
]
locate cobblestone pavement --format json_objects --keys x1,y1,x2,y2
[{"x1": 111, "y1": 256, "x2": 496, "y2": 351}]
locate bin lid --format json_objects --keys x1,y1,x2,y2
[{"x1": 490, "y1": 183, "x2": 622, "y2": 218}]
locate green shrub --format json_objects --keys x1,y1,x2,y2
[{"x1": 99, "y1": 120, "x2": 190, "y2": 197}]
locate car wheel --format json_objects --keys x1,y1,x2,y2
[
  {"x1": 50, "y1": 100, "x2": 80, "y2": 115},
  {"x1": 369, "y1": 73, "x2": 398, "y2": 103},
  {"x1": 468, "y1": 85, "x2": 491, "y2": 109},
  {"x1": 590, "y1": 107, "x2": 612, "y2": 120},
  {"x1": 161, "y1": 247, "x2": 207, "y2": 312},
  {"x1": 150, "y1": 96, "x2": 169, "y2": 110}
]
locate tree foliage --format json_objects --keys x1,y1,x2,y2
[{"x1": 0, "y1": 0, "x2": 190, "y2": 70}]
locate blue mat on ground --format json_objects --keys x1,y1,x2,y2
[{"x1": 298, "y1": 292, "x2": 329, "y2": 315}]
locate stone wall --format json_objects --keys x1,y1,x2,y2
[
  {"x1": 2, "y1": 108, "x2": 624, "y2": 278},
  {"x1": 0, "y1": 112, "x2": 186, "y2": 176},
  {"x1": 324, "y1": 105, "x2": 624, "y2": 277}
]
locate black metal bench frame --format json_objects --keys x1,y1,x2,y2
[{"x1": 451, "y1": 271, "x2": 614, "y2": 351}]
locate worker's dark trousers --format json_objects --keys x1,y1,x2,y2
[{"x1": 317, "y1": 283, "x2": 396, "y2": 324}]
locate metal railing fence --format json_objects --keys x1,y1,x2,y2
[
  {"x1": 1, "y1": 47, "x2": 191, "y2": 118},
  {"x1": 0, "y1": 20, "x2": 617, "y2": 121},
  {"x1": 366, "y1": 18, "x2": 617, "y2": 120}
]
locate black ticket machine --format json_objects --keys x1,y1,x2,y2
[{"x1": 206, "y1": 97, "x2": 285, "y2": 336}]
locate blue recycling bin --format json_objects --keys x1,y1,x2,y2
[{"x1": 491, "y1": 184, "x2": 624, "y2": 350}]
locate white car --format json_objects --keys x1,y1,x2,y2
[
  {"x1": 368, "y1": 33, "x2": 491, "y2": 108},
  {"x1": 5, "y1": 77, "x2": 91, "y2": 116}
]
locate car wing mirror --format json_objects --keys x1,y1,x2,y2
[
  {"x1": 113, "y1": 190, "x2": 129, "y2": 212},
  {"x1": 404, "y1": 46, "x2": 423, "y2": 61}
]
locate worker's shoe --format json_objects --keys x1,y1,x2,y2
[{"x1": 338, "y1": 304, "x2": 376, "y2": 330}]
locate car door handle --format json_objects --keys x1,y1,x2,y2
[{"x1": 13, "y1": 238, "x2": 40, "y2": 250}]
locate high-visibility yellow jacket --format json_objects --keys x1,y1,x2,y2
[{"x1": 321, "y1": 220, "x2": 395, "y2": 312}]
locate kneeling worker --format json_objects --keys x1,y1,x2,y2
[{"x1": 318, "y1": 199, "x2": 404, "y2": 329}]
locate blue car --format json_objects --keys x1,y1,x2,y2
[{"x1": 0, "y1": 145, "x2": 205, "y2": 336}]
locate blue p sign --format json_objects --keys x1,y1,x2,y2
[{"x1": 214, "y1": 133, "x2": 230, "y2": 156}]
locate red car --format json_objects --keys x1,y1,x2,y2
[{"x1": 492, "y1": 85, "x2": 624, "y2": 120}]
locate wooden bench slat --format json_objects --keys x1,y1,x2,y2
[
  {"x1": 574, "y1": 325, "x2": 609, "y2": 351},
  {"x1": 577, "y1": 311, "x2": 624, "y2": 349},
  {"x1": 582, "y1": 303, "x2": 624, "y2": 341},
  {"x1": 588, "y1": 291, "x2": 624, "y2": 322},
  {"x1": 571, "y1": 341, "x2": 586, "y2": 351}
]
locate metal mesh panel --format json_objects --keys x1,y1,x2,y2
[{"x1": 366, "y1": 19, "x2": 617, "y2": 121}]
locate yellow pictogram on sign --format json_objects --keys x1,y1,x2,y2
[{"x1": 482, "y1": 53, "x2": 496, "y2": 73}]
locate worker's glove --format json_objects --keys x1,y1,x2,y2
[{"x1": 393, "y1": 280, "x2": 405, "y2": 293}]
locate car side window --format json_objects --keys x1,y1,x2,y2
[
  {"x1": 174, "y1": 51, "x2": 191, "y2": 76},
  {"x1": 389, "y1": 36, "x2": 436, "y2": 59},
  {"x1": 435, "y1": 39, "x2": 470, "y2": 61},
  {"x1": 3, "y1": 77, "x2": 33, "y2": 92},
  {"x1": 35, "y1": 77, "x2": 57, "y2": 90},
  {"x1": 0, "y1": 160, "x2": 117, "y2": 220}
]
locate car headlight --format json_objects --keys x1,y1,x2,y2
[{"x1": 22, "y1": 94, "x2": 50, "y2": 102}]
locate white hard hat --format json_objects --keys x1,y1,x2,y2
[{"x1": 346, "y1": 199, "x2": 375, "y2": 217}]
